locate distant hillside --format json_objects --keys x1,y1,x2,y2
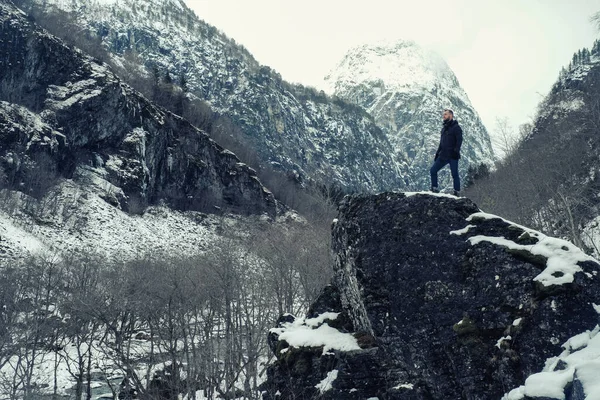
[{"x1": 465, "y1": 40, "x2": 600, "y2": 255}]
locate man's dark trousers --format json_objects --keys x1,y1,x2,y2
[{"x1": 430, "y1": 158, "x2": 460, "y2": 191}]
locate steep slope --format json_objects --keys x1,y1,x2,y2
[
  {"x1": 529, "y1": 46, "x2": 600, "y2": 256},
  {"x1": 325, "y1": 40, "x2": 496, "y2": 189},
  {"x1": 261, "y1": 193, "x2": 600, "y2": 399},
  {"x1": 0, "y1": 0, "x2": 283, "y2": 268},
  {"x1": 14, "y1": 0, "x2": 406, "y2": 192},
  {"x1": 465, "y1": 42, "x2": 600, "y2": 256},
  {"x1": 0, "y1": 4, "x2": 327, "y2": 398},
  {"x1": 0, "y1": 0, "x2": 275, "y2": 217}
]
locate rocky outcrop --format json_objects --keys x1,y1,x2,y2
[
  {"x1": 261, "y1": 192, "x2": 600, "y2": 399},
  {"x1": 0, "y1": 0, "x2": 275, "y2": 216}
]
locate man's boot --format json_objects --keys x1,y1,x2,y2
[{"x1": 431, "y1": 187, "x2": 440, "y2": 193}]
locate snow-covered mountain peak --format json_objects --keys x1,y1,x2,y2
[
  {"x1": 323, "y1": 39, "x2": 495, "y2": 189},
  {"x1": 324, "y1": 39, "x2": 466, "y2": 105}
]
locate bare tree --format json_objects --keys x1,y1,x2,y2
[{"x1": 0, "y1": 254, "x2": 64, "y2": 400}]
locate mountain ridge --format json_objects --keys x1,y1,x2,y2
[{"x1": 15, "y1": 0, "x2": 409, "y2": 193}]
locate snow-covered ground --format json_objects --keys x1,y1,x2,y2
[
  {"x1": 0, "y1": 179, "x2": 283, "y2": 399},
  {"x1": 0, "y1": 179, "x2": 243, "y2": 265}
]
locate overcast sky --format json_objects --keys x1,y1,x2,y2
[{"x1": 185, "y1": 0, "x2": 600, "y2": 134}]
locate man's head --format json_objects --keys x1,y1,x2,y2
[{"x1": 443, "y1": 108, "x2": 454, "y2": 122}]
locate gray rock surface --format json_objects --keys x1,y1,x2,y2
[{"x1": 0, "y1": 0, "x2": 275, "y2": 216}]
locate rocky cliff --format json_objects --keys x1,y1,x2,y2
[
  {"x1": 14, "y1": 0, "x2": 406, "y2": 192},
  {"x1": 262, "y1": 193, "x2": 600, "y2": 399},
  {"x1": 325, "y1": 41, "x2": 496, "y2": 189},
  {"x1": 0, "y1": 0, "x2": 275, "y2": 216}
]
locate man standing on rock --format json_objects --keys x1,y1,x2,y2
[{"x1": 430, "y1": 108, "x2": 463, "y2": 196}]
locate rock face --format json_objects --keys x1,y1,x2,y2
[
  {"x1": 14, "y1": 0, "x2": 406, "y2": 192},
  {"x1": 325, "y1": 41, "x2": 496, "y2": 189},
  {"x1": 261, "y1": 192, "x2": 600, "y2": 399},
  {"x1": 0, "y1": 0, "x2": 275, "y2": 216}
]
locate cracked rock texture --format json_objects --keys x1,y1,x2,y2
[{"x1": 262, "y1": 193, "x2": 600, "y2": 399}]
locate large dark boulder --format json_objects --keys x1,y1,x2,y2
[{"x1": 261, "y1": 192, "x2": 600, "y2": 399}]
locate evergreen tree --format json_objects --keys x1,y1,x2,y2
[
  {"x1": 151, "y1": 65, "x2": 160, "y2": 101},
  {"x1": 559, "y1": 66, "x2": 567, "y2": 80},
  {"x1": 593, "y1": 40, "x2": 600, "y2": 56},
  {"x1": 178, "y1": 71, "x2": 188, "y2": 93},
  {"x1": 151, "y1": 65, "x2": 160, "y2": 86},
  {"x1": 586, "y1": 48, "x2": 592, "y2": 63},
  {"x1": 164, "y1": 70, "x2": 173, "y2": 85},
  {"x1": 464, "y1": 163, "x2": 491, "y2": 189}
]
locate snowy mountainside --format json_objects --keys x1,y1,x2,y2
[
  {"x1": 15, "y1": 0, "x2": 406, "y2": 192},
  {"x1": 325, "y1": 40, "x2": 496, "y2": 189},
  {"x1": 464, "y1": 43, "x2": 600, "y2": 255},
  {"x1": 0, "y1": 0, "x2": 275, "y2": 216},
  {"x1": 0, "y1": 0, "x2": 279, "y2": 261},
  {"x1": 0, "y1": 181, "x2": 227, "y2": 264}
]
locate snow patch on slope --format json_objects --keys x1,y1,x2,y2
[
  {"x1": 271, "y1": 313, "x2": 360, "y2": 355},
  {"x1": 0, "y1": 212, "x2": 49, "y2": 257},
  {"x1": 0, "y1": 180, "x2": 229, "y2": 265}
]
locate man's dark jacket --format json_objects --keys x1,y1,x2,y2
[{"x1": 435, "y1": 119, "x2": 463, "y2": 161}]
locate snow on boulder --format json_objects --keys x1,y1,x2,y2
[{"x1": 261, "y1": 192, "x2": 600, "y2": 399}]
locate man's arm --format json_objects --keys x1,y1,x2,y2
[{"x1": 454, "y1": 126, "x2": 463, "y2": 154}]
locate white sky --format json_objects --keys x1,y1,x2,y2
[{"x1": 185, "y1": 0, "x2": 600, "y2": 133}]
